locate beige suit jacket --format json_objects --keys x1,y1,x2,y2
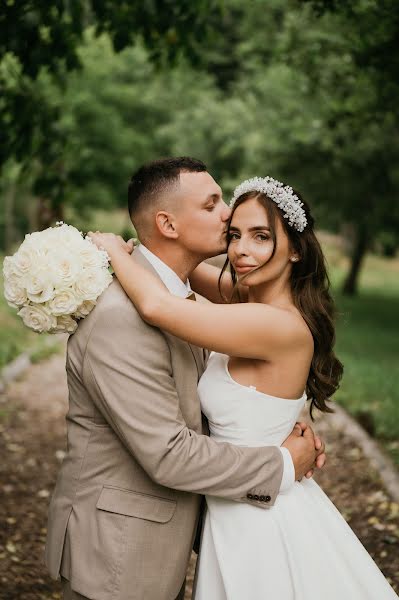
[{"x1": 45, "y1": 251, "x2": 283, "y2": 600}]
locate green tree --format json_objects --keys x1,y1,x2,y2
[
  {"x1": 301, "y1": 0, "x2": 399, "y2": 293},
  {"x1": 0, "y1": 0, "x2": 222, "y2": 168},
  {"x1": 54, "y1": 35, "x2": 221, "y2": 206}
]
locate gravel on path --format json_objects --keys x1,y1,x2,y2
[{"x1": 0, "y1": 353, "x2": 398, "y2": 599}]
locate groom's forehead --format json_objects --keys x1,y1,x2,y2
[{"x1": 179, "y1": 171, "x2": 222, "y2": 198}]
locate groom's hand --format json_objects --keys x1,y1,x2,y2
[
  {"x1": 294, "y1": 422, "x2": 326, "y2": 478},
  {"x1": 282, "y1": 422, "x2": 326, "y2": 481}
]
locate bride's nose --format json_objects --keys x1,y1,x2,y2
[{"x1": 234, "y1": 238, "x2": 249, "y2": 256}]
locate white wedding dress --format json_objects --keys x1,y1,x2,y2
[{"x1": 193, "y1": 352, "x2": 398, "y2": 599}]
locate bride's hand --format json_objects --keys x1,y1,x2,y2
[
  {"x1": 87, "y1": 231, "x2": 136, "y2": 259},
  {"x1": 126, "y1": 238, "x2": 137, "y2": 254}
]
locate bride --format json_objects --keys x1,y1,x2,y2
[{"x1": 89, "y1": 176, "x2": 397, "y2": 599}]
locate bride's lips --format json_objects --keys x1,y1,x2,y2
[{"x1": 234, "y1": 264, "x2": 257, "y2": 274}]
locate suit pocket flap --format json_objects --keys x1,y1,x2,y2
[{"x1": 96, "y1": 486, "x2": 176, "y2": 523}]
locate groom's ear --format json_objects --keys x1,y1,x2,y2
[{"x1": 155, "y1": 211, "x2": 179, "y2": 239}]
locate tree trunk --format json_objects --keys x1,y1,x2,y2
[
  {"x1": 342, "y1": 224, "x2": 369, "y2": 296},
  {"x1": 4, "y1": 182, "x2": 16, "y2": 253},
  {"x1": 36, "y1": 197, "x2": 64, "y2": 231}
]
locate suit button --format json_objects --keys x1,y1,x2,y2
[
  {"x1": 260, "y1": 495, "x2": 266, "y2": 502},
  {"x1": 247, "y1": 493, "x2": 253, "y2": 499},
  {"x1": 265, "y1": 495, "x2": 271, "y2": 502},
  {"x1": 253, "y1": 495, "x2": 259, "y2": 501}
]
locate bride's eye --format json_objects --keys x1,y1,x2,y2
[{"x1": 255, "y1": 233, "x2": 269, "y2": 241}]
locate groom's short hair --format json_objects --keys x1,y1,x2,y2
[{"x1": 128, "y1": 157, "x2": 207, "y2": 237}]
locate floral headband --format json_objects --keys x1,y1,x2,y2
[{"x1": 230, "y1": 176, "x2": 308, "y2": 232}]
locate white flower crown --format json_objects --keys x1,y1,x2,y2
[{"x1": 230, "y1": 176, "x2": 308, "y2": 232}]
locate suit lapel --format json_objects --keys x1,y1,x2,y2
[
  {"x1": 132, "y1": 250, "x2": 204, "y2": 379},
  {"x1": 187, "y1": 343, "x2": 205, "y2": 380}
]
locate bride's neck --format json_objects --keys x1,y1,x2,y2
[{"x1": 248, "y1": 278, "x2": 293, "y2": 308}]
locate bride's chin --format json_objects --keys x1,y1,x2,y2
[{"x1": 237, "y1": 275, "x2": 251, "y2": 286}]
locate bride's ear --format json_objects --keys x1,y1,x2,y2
[
  {"x1": 288, "y1": 243, "x2": 301, "y2": 263},
  {"x1": 155, "y1": 211, "x2": 179, "y2": 239}
]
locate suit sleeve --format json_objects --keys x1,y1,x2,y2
[{"x1": 82, "y1": 302, "x2": 284, "y2": 507}]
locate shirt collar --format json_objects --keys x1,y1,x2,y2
[{"x1": 137, "y1": 244, "x2": 192, "y2": 298}]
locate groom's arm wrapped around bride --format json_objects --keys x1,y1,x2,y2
[{"x1": 83, "y1": 298, "x2": 283, "y2": 501}]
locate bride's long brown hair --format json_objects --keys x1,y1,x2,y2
[{"x1": 218, "y1": 190, "x2": 343, "y2": 418}]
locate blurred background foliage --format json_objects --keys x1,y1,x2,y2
[{"x1": 0, "y1": 0, "x2": 398, "y2": 460}]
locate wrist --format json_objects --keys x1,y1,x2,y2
[
  {"x1": 279, "y1": 447, "x2": 295, "y2": 492},
  {"x1": 107, "y1": 245, "x2": 127, "y2": 264}
]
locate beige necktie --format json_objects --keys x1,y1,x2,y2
[{"x1": 186, "y1": 292, "x2": 196, "y2": 301}]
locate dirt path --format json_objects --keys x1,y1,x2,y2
[{"x1": 0, "y1": 353, "x2": 398, "y2": 599}]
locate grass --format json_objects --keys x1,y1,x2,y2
[
  {"x1": 321, "y1": 234, "x2": 399, "y2": 465},
  {"x1": 30, "y1": 340, "x2": 64, "y2": 364}
]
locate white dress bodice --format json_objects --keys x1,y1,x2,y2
[{"x1": 198, "y1": 352, "x2": 306, "y2": 447}]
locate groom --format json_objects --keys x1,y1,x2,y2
[{"x1": 45, "y1": 157, "x2": 325, "y2": 600}]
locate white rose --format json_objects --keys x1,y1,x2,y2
[
  {"x1": 80, "y1": 242, "x2": 109, "y2": 269},
  {"x1": 73, "y1": 300, "x2": 96, "y2": 319},
  {"x1": 23, "y1": 230, "x2": 52, "y2": 250},
  {"x1": 17, "y1": 304, "x2": 57, "y2": 333},
  {"x1": 25, "y1": 272, "x2": 55, "y2": 303},
  {"x1": 3, "y1": 255, "x2": 16, "y2": 278},
  {"x1": 24, "y1": 229, "x2": 58, "y2": 259},
  {"x1": 11, "y1": 248, "x2": 35, "y2": 278},
  {"x1": 53, "y1": 314, "x2": 78, "y2": 334},
  {"x1": 74, "y1": 269, "x2": 113, "y2": 301},
  {"x1": 4, "y1": 274, "x2": 28, "y2": 308},
  {"x1": 57, "y1": 224, "x2": 84, "y2": 246},
  {"x1": 49, "y1": 250, "x2": 82, "y2": 288},
  {"x1": 22, "y1": 231, "x2": 38, "y2": 245},
  {"x1": 48, "y1": 289, "x2": 80, "y2": 316},
  {"x1": 55, "y1": 227, "x2": 85, "y2": 256}
]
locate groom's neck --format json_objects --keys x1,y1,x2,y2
[{"x1": 143, "y1": 241, "x2": 202, "y2": 283}]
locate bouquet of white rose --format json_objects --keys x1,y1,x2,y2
[{"x1": 2, "y1": 222, "x2": 113, "y2": 334}]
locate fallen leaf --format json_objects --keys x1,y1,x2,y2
[
  {"x1": 55, "y1": 450, "x2": 65, "y2": 461},
  {"x1": 37, "y1": 489, "x2": 50, "y2": 498},
  {"x1": 6, "y1": 542, "x2": 16, "y2": 554}
]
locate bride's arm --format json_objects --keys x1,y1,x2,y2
[
  {"x1": 189, "y1": 261, "x2": 229, "y2": 303},
  {"x1": 89, "y1": 233, "x2": 306, "y2": 360},
  {"x1": 190, "y1": 261, "x2": 248, "y2": 304}
]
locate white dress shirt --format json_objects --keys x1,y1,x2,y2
[
  {"x1": 138, "y1": 244, "x2": 192, "y2": 298},
  {"x1": 137, "y1": 244, "x2": 294, "y2": 492}
]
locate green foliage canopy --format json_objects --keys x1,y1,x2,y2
[
  {"x1": 1, "y1": 0, "x2": 398, "y2": 293},
  {"x1": 0, "y1": 0, "x2": 222, "y2": 167}
]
